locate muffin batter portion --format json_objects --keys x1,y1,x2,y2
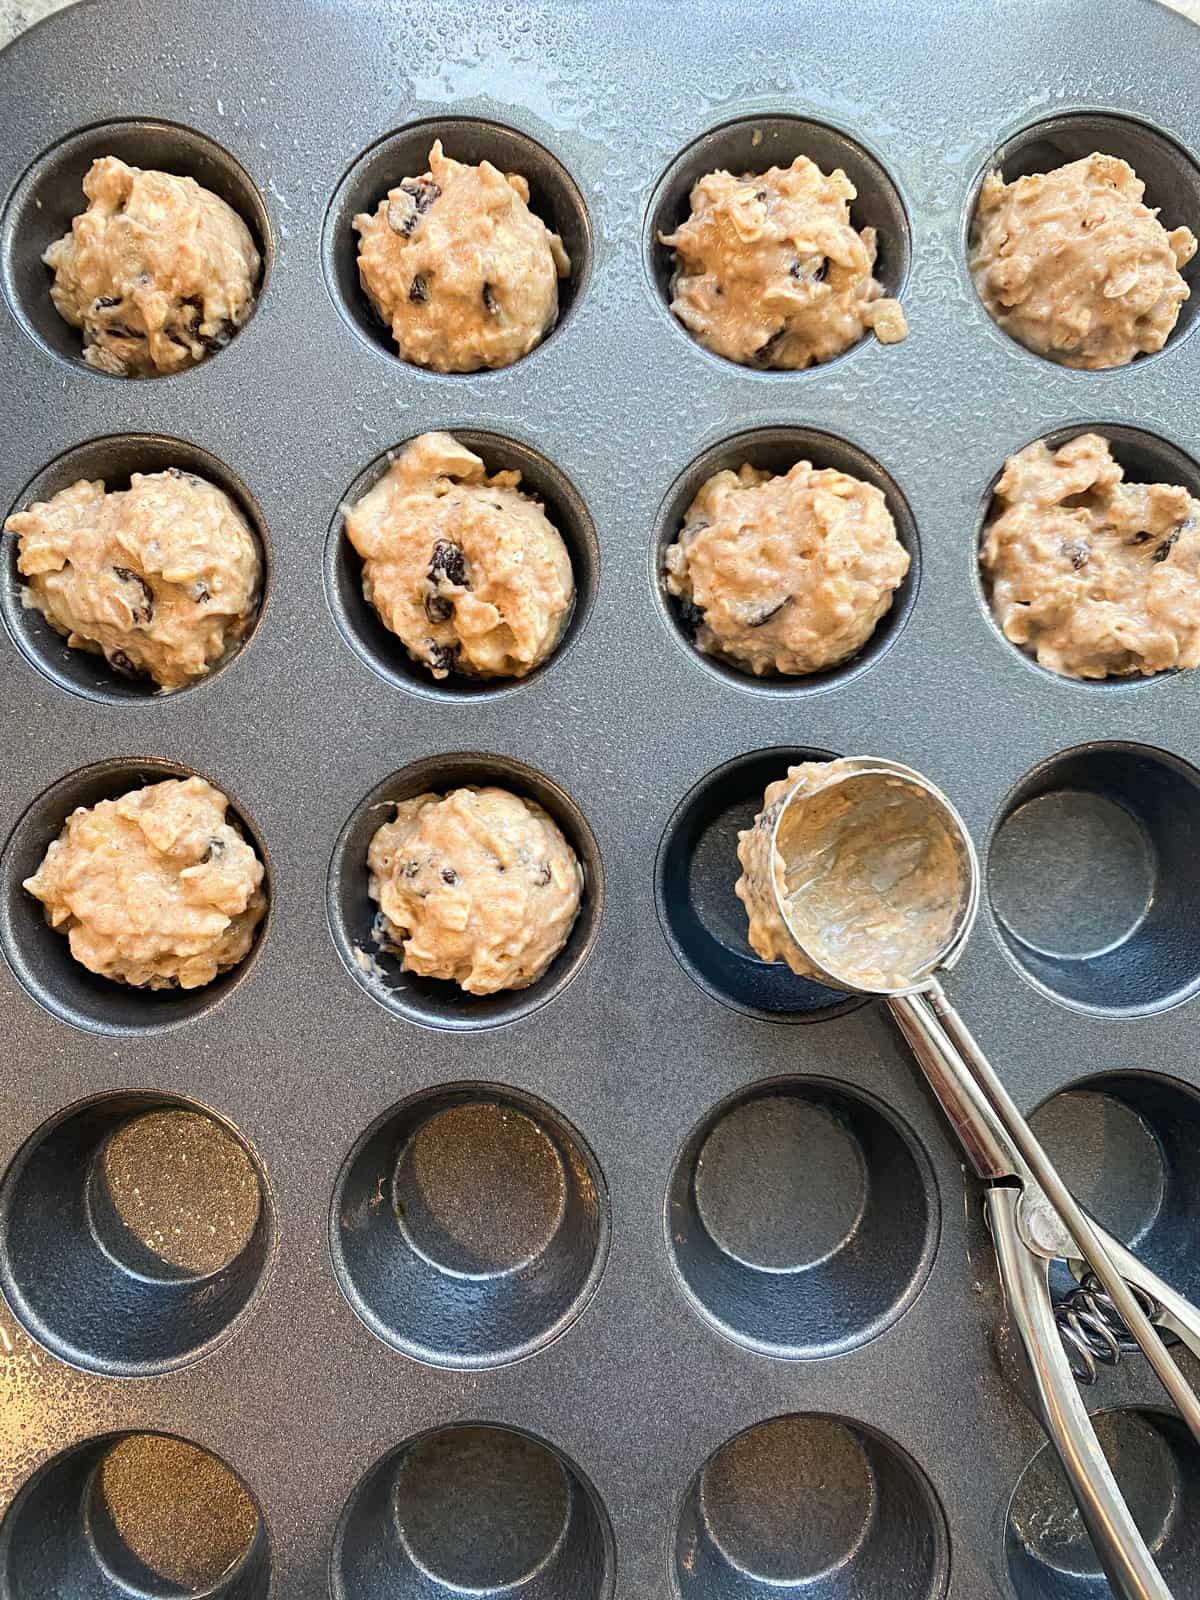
[
  {"x1": 735, "y1": 760, "x2": 964, "y2": 991},
  {"x1": 5, "y1": 468, "x2": 262, "y2": 691},
  {"x1": 665, "y1": 459, "x2": 909, "y2": 676},
  {"x1": 25, "y1": 777, "x2": 266, "y2": 990},
  {"x1": 353, "y1": 141, "x2": 570, "y2": 372},
  {"x1": 659, "y1": 154, "x2": 907, "y2": 368},
  {"x1": 44, "y1": 156, "x2": 261, "y2": 376},
  {"x1": 970, "y1": 152, "x2": 1197, "y2": 368},
  {"x1": 344, "y1": 431, "x2": 575, "y2": 681},
  {"x1": 367, "y1": 786, "x2": 583, "y2": 995},
  {"x1": 981, "y1": 432, "x2": 1200, "y2": 679}
]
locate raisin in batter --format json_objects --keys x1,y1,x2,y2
[
  {"x1": 353, "y1": 141, "x2": 570, "y2": 372},
  {"x1": 970, "y1": 152, "x2": 1197, "y2": 368},
  {"x1": 25, "y1": 777, "x2": 266, "y2": 990},
  {"x1": 981, "y1": 432, "x2": 1200, "y2": 679},
  {"x1": 44, "y1": 156, "x2": 261, "y2": 376},
  {"x1": 665, "y1": 459, "x2": 909, "y2": 676},
  {"x1": 659, "y1": 154, "x2": 907, "y2": 368},
  {"x1": 368, "y1": 786, "x2": 583, "y2": 995},
  {"x1": 344, "y1": 431, "x2": 574, "y2": 680},
  {"x1": 5, "y1": 469, "x2": 262, "y2": 690}
]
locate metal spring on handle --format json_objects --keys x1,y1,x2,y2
[{"x1": 1055, "y1": 1274, "x2": 1161, "y2": 1385}]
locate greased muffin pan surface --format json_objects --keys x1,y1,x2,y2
[{"x1": 2, "y1": 1, "x2": 1200, "y2": 1596}]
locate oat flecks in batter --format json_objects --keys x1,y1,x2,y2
[
  {"x1": 970, "y1": 152, "x2": 1197, "y2": 369},
  {"x1": 44, "y1": 156, "x2": 261, "y2": 376},
  {"x1": 981, "y1": 432, "x2": 1200, "y2": 679},
  {"x1": 4, "y1": 469, "x2": 261, "y2": 690},
  {"x1": 665, "y1": 460, "x2": 909, "y2": 676},
  {"x1": 353, "y1": 141, "x2": 570, "y2": 372},
  {"x1": 367, "y1": 786, "x2": 583, "y2": 995},
  {"x1": 24, "y1": 777, "x2": 266, "y2": 990},
  {"x1": 344, "y1": 431, "x2": 575, "y2": 680},
  {"x1": 659, "y1": 154, "x2": 907, "y2": 368},
  {"x1": 735, "y1": 760, "x2": 962, "y2": 991}
]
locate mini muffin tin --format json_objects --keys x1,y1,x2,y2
[{"x1": 1, "y1": 1, "x2": 1200, "y2": 1596}]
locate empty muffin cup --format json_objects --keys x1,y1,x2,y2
[
  {"x1": 674, "y1": 1413, "x2": 948, "y2": 1600},
  {"x1": 0, "y1": 117, "x2": 270, "y2": 374},
  {"x1": 0, "y1": 1430, "x2": 268, "y2": 1599},
  {"x1": 327, "y1": 752, "x2": 602, "y2": 1030},
  {"x1": 1007, "y1": 1407, "x2": 1200, "y2": 1598},
  {"x1": 652, "y1": 427, "x2": 919, "y2": 693},
  {"x1": 326, "y1": 430, "x2": 596, "y2": 700},
  {"x1": 322, "y1": 116, "x2": 591, "y2": 367},
  {"x1": 666, "y1": 1078, "x2": 939, "y2": 1358},
  {"x1": 332, "y1": 1424, "x2": 613, "y2": 1600},
  {"x1": 0, "y1": 1092, "x2": 272, "y2": 1375},
  {"x1": 331, "y1": 1083, "x2": 608, "y2": 1367},
  {"x1": 655, "y1": 747, "x2": 863, "y2": 1020},
  {"x1": 1030, "y1": 1072, "x2": 1200, "y2": 1306},
  {"x1": 966, "y1": 110, "x2": 1200, "y2": 362},
  {"x1": 0, "y1": 758, "x2": 270, "y2": 1034},
  {"x1": 987, "y1": 742, "x2": 1200, "y2": 1014},
  {"x1": 2, "y1": 433, "x2": 270, "y2": 703}
]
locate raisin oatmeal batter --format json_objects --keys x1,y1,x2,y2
[
  {"x1": 981, "y1": 432, "x2": 1200, "y2": 679},
  {"x1": 970, "y1": 152, "x2": 1197, "y2": 368},
  {"x1": 659, "y1": 154, "x2": 907, "y2": 368},
  {"x1": 5, "y1": 469, "x2": 262, "y2": 690},
  {"x1": 354, "y1": 141, "x2": 570, "y2": 372},
  {"x1": 44, "y1": 156, "x2": 261, "y2": 376},
  {"x1": 735, "y1": 760, "x2": 965, "y2": 991},
  {"x1": 665, "y1": 459, "x2": 909, "y2": 676},
  {"x1": 344, "y1": 431, "x2": 574, "y2": 680},
  {"x1": 368, "y1": 786, "x2": 583, "y2": 995},
  {"x1": 25, "y1": 777, "x2": 266, "y2": 990}
]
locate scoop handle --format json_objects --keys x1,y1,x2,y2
[{"x1": 987, "y1": 1184, "x2": 1173, "y2": 1600}]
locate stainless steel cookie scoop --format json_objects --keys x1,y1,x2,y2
[{"x1": 756, "y1": 756, "x2": 1200, "y2": 1600}]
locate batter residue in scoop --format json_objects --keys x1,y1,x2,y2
[
  {"x1": 4, "y1": 468, "x2": 262, "y2": 690},
  {"x1": 44, "y1": 156, "x2": 261, "y2": 376},
  {"x1": 367, "y1": 786, "x2": 583, "y2": 995},
  {"x1": 981, "y1": 432, "x2": 1200, "y2": 679},
  {"x1": 353, "y1": 141, "x2": 570, "y2": 372},
  {"x1": 344, "y1": 431, "x2": 575, "y2": 681},
  {"x1": 658, "y1": 153, "x2": 907, "y2": 368},
  {"x1": 24, "y1": 777, "x2": 266, "y2": 990},
  {"x1": 970, "y1": 152, "x2": 1197, "y2": 368},
  {"x1": 664, "y1": 459, "x2": 909, "y2": 676},
  {"x1": 735, "y1": 759, "x2": 964, "y2": 991}
]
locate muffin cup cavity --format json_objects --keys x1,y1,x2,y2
[
  {"x1": 0, "y1": 117, "x2": 271, "y2": 376},
  {"x1": 674, "y1": 1414, "x2": 948, "y2": 1600},
  {"x1": 1006, "y1": 1408, "x2": 1200, "y2": 1598},
  {"x1": 1030, "y1": 1072, "x2": 1200, "y2": 1305},
  {"x1": 645, "y1": 113, "x2": 911, "y2": 370},
  {"x1": 327, "y1": 752, "x2": 602, "y2": 1031},
  {"x1": 326, "y1": 430, "x2": 597, "y2": 701},
  {"x1": 966, "y1": 110, "x2": 1200, "y2": 365},
  {"x1": 0, "y1": 1092, "x2": 273, "y2": 1376},
  {"x1": 653, "y1": 426, "x2": 919, "y2": 695},
  {"x1": 665, "y1": 1078, "x2": 939, "y2": 1358},
  {"x1": 986, "y1": 742, "x2": 1200, "y2": 1015},
  {"x1": 322, "y1": 117, "x2": 592, "y2": 369},
  {"x1": 0, "y1": 758, "x2": 271, "y2": 1035},
  {"x1": 332, "y1": 1424, "x2": 614, "y2": 1600},
  {"x1": 331, "y1": 1082, "x2": 609, "y2": 1367},
  {"x1": 2, "y1": 433, "x2": 271, "y2": 704},
  {"x1": 974, "y1": 423, "x2": 1200, "y2": 691},
  {"x1": 655, "y1": 746, "x2": 860, "y2": 1021}
]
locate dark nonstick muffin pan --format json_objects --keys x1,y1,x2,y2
[{"x1": 2, "y1": 0, "x2": 1200, "y2": 1595}]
